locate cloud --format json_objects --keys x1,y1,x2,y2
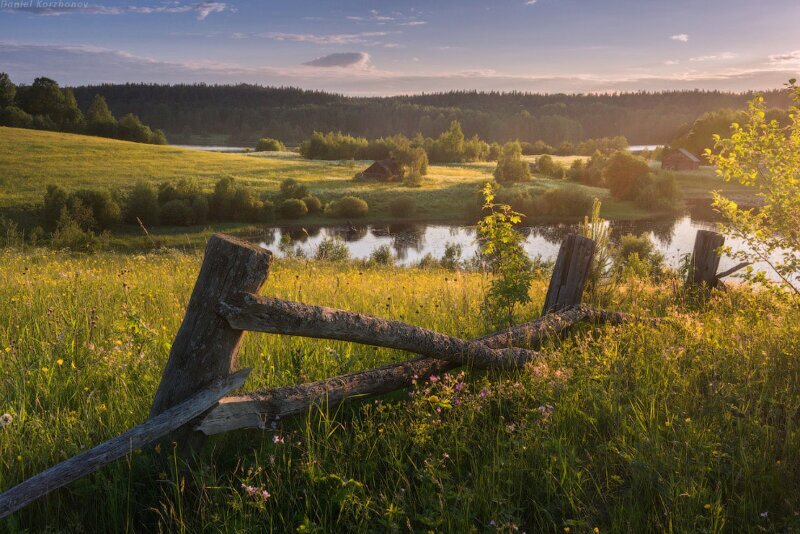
[
  {"x1": 671, "y1": 34, "x2": 689, "y2": 42},
  {"x1": 399, "y1": 21, "x2": 426, "y2": 26},
  {"x1": 1, "y1": 41, "x2": 795, "y2": 96},
  {"x1": 264, "y1": 32, "x2": 389, "y2": 45},
  {"x1": 664, "y1": 60, "x2": 680, "y2": 65},
  {"x1": 769, "y1": 50, "x2": 800, "y2": 65},
  {"x1": 525, "y1": 0, "x2": 538, "y2": 4},
  {"x1": 303, "y1": 52, "x2": 371, "y2": 68},
  {"x1": 1, "y1": 1, "x2": 230, "y2": 20},
  {"x1": 689, "y1": 52, "x2": 736, "y2": 62},
  {"x1": 1, "y1": 2, "x2": 230, "y2": 20}
]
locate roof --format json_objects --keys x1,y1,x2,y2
[
  {"x1": 675, "y1": 148, "x2": 701, "y2": 163},
  {"x1": 363, "y1": 159, "x2": 401, "y2": 175}
]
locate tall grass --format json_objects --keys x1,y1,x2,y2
[{"x1": 0, "y1": 248, "x2": 798, "y2": 531}]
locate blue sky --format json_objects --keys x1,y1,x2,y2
[{"x1": 1, "y1": 0, "x2": 798, "y2": 94}]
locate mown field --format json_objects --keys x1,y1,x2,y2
[
  {"x1": 1, "y1": 247, "x2": 798, "y2": 532},
  {"x1": 0, "y1": 127, "x2": 655, "y2": 232}
]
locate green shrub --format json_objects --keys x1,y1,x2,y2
[
  {"x1": 535, "y1": 188, "x2": 594, "y2": 217},
  {"x1": 42, "y1": 184, "x2": 68, "y2": 229},
  {"x1": 493, "y1": 141, "x2": 531, "y2": 183},
  {"x1": 315, "y1": 236, "x2": 350, "y2": 261},
  {"x1": 232, "y1": 188, "x2": 262, "y2": 222},
  {"x1": 328, "y1": 196, "x2": 369, "y2": 218},
  {"x1": 255, "y1": 137, "x2": 285, "y2": 152},
  {"x1": 603, "y1": 151, "x2": 651, "y2": 200},
  {"x1": 279, "y1": 198, "x2": 308, "y2": 219},
  {"x1": 69, "y1": 189, "x2": 121, "y2": 230},
  {"x1": 441, "y1": 242, "x2": 463, "y2": 270},
  {"x1": 302, "y1": 195, "x2": 322, "y2": 214},
  {"x1": 389, "y1": 197, "x2": 416, "y2": 218},
  {"x1": 50, "y1": 209, "x2": 98, "y2": 250},
  {"x1": 191, "y1": 195, "x2": 209, "y2": 225},
  {"x1": 159, "y1": 199, "x2": 194, "y2": 226},
  {"x1": 635, "y1": 173, "x2": 682, "y2": 212},
  {"x1": 615, "y1": 233, "x2": 665, "y2": 277},
  {"x1": 125, "y1": 181, "x2": 159, "y2": 226},
  {"x1": 279, "y1": 178, "x2": 309, "y2": 200},
  {"x1": 260, "y1": 200, "x2": 275, "y2": 222},
  {"x1": 369, "y1": 244, "x2": 394, "y2": 266}
]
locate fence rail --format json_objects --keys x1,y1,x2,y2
[{"x1": 0, "y1": 228, "x2": 730, "y2": 518}]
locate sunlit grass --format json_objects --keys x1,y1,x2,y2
[{"x1": 0, "y1": 246, "x2": 798, "y2": 531}]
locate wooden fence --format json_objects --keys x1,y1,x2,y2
[{"x1": 0, "y1": 228, "x2": 738, "y2": 518}]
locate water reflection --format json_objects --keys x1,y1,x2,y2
[{"x1": 253, "y1": 212, "x2": 781, "y2": 280}]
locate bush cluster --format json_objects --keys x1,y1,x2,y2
[{"x1": 255, "y1": 137, "x2": 285, "y2": 152}]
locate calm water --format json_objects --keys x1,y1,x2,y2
[
  {"x1": 251, "y1": 211, "x2": 781, "y2": 279},
  {"x1": 173, "y1": 145, "x2": 248, "y2": 153}
]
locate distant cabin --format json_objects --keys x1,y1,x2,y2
[
  {"x1": 662, "y1": 148, "x2": 701, "y2": 171},
  {"x1": 361, "y1": 159, "x2": 402, "y2": 181}
]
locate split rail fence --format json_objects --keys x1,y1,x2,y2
[{"x1": 0, "y1": 228, "x2": 743, "y2": 518}]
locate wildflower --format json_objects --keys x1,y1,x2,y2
[
  {"x1": 16, "y1": 455, "x2": 22, "y2": 462},
  {"x1": 704, "y1": 504, "x2": 711, "y2": 510},
  {"x1": 428, "y1": 395, "x2": 439, "y2": 403},
  {"x1": 760, "y1": 511, "x2": 769, "y2": 518},
  {"x1": 272, "y1": 434, "x2": 285, "y2": 444},
  {"x1": 564, "y1": 528, "x2": 571, "y2": 533},
  {"x1": 41, "y1": 367, "x2": 48, "y2": 373},
  {"x1": 594, "y1": 529, "x2": 600, "y2": 534},
  {"x1": 56, "y1": 359, "x2": 64, "y2": 366},
  {"x1": 241, "y1": 483, "x2": 271, "y2": 501},
  {"x1": 4, "y1": 347, "x2": 10, "y2": 353},
  {"x1": 480, "y1": 387, "x2": 489, "y2": 398},
  {"x1": 429, "y1": 374, "x2": 439, "y2": 383},
  {"x1": 489, "y1": 520, "x2": 497, "y2": 527},
  {"x1": 0, "y1": 413, "x2": 12, "y2": 427},
  {"x1": 454, "y1": 382, "x2": 465, "y2": 392}
]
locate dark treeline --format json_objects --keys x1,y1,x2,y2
[
  {"x1": 0, "y1": 74, "x2": 166, "y2": 144},
  {"x1": 69, "y1": 83, "x2": 791, "y2": 146}
]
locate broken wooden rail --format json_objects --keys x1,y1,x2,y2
[
  {"x1": 686, "y1": 229, "x2": 749, "y2": 288},
  {"x1": 5, "y1": 226, "x2": 706, "y2": 519}
]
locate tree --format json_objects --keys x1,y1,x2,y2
[
  {"x1": 707, "y1": 80, "x2": 800, "y2": 296},
  {"x1": 477, "y1": 183, "x2": 534, "y2": 327},
  {"x1": 603, "y1": 151, "x2": 651, "y2": 200},
  {"x1": 125, "y1": 181, "x2": 160, "y2": 226},
  {"x1": 493, "y1": 141, "x2": 531, "y2": 183},
  {"x1": 86, "y1": 95, "x2": 117, "y2": 137},
  {"x1": 255, "y1": 137, "x2": 285, "y2": 151},
  {"x1": 0, "y1": 72, "x2": 16, "y2": 108}
]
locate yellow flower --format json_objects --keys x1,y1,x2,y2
[
  {"x1": 4, "y1": 347, "x2": 10, "y2": 353},
  {"x1": 41, "y1": 367, "x2": 48, "y2": 373},
  {"x1": 563, "y1": 528, "x2": 571, "y2": 533},
  {"x1": 56, "y1": 359, "x2": 64, "y2": 366},
  {"x1": 16, "y1": 455, "x2": 22, "y2": 462},
  {"x1": 594, "y1": 529, "x2": 600, "y2": 534},
  {"x1": 427, "y1": 395, "x2": 439, "y2": 403},
  {"x1": 704, "y1": 503, "x2": 712, "y2": 510},
  {"x1": 115, "y1": 340, "x2": 123, "y2": 346}
]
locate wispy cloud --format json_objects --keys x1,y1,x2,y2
[
  {"x1": 1, "y1": 2, "x2": 231, "y2": 20},
  {"x1": 670, "y1": 34, "x2": 689, "y2": 42},
  {"x1": 769, "y1": 50, "x2": 800, "y2": 65},
  {"x1": 689, "y1": 52, "x2": 736, "y2": 62},
  {"x1": 525, "y1": 0, "x2": 538, "y2": 5},
  {"x1": 262, "y1": 31, "x2": 390, "y2": 45},
  {"x1": 303, "y1": 52, "x2": 371, "y2": 68},
  {"x1": 1, "y1": 41, "x2": 793, "y2": 96}
]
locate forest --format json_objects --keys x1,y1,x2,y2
[{"x1": 69, "y1": 82, "x2": 792, "y2": 146}]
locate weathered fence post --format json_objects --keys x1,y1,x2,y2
[
  {"x1": 542, "y1": 234, "x2": 595, "y2": 315},
  {"x1": 686, "y1": 230, "x2": 725, "y2": 287},
  {"x1": 150, "y1": 234, "x2": 271, "y2": 453}
]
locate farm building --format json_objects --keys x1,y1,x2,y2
[
  {"x1": 662, "y1": 148, "x2": 701, "y2": 171},
  {"x1": 361, "y1": 159, "x2": 402, "y2": 181}
]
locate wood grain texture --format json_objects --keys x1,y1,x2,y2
[
  {"x1": 0, "y1": 369, "x2": 251, "y2": 519},
  {"x1": 542, "y1": 234, "x2": 596, "y2": 315},
  {"x1": 219, "y1": 293, "x2": 539, "y2": 370},
  {"x1": 149, "y1": 234, "x2": 271, "y2": 452},
  {"x1": 687, "y1": 230, "x2": 725, "y2": 287},
  {"x1": 198, "y1": 305, "x2": 650, "y2": 435}
]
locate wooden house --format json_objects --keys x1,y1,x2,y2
[
  {"x1": 361, "y1": 159, "x2": 402, "y2": 181},
  {"x1": 662, "y1": 148, "x2": 701, "y2": 171}
]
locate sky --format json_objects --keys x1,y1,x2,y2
[{"x1": 1, "y1": 0, "x2": 799, "y2": 95}]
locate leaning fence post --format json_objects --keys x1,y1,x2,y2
[
  {"x1": 686, "y1": 230, "x2": 724, "y2": 287},
  {"x1": 542, "y1": 234, "x2": 595, "y2": 315},
  {"x1": 150, "y1": 234, "x2": 272, "y2": 454}
]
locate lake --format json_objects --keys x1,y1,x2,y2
[
  {"x1": 173, "y1": 145, "x2": 249, "y2": 153},
  {"x1": 251, "y1": 210, "x2": 779, "y2": 280}
]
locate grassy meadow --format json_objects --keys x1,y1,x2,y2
[
  {"x1": 1, "y1": 127, "x2": 650, "y2": 236},
  {"x1": 1, "y1": 248, "x2": 799, "y2": 531}
]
